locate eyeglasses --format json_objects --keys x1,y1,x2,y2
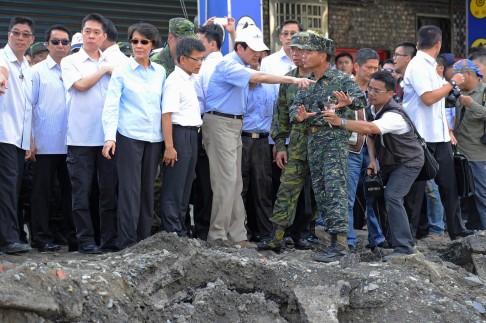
[
  {"x1": 50, "y1": 39, "x2": 70, "y2": 46},
  {"x1": 184, "y1": 55, "x2": 205, "y2": 63},
  {"x1": 367, "y1": 86, "x2": 388, "y2": 94},
  {"x1": 393, "y1": 52, "x2": 408, "y2": 57},
  {"x1": 281, "y1": 32, "x2": 297, "y2": 37},
  {"x1": 130, "y1": 39, "x2": 152, "y2": 45},
  {"x1": 383, "y1": 68, "x2": 395, "y2": 73},
  {"x1": 10, "y1": 30, "x2": 33, "y2": 38}
]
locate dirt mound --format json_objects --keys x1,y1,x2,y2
[{"x1": 0, "y1": 231, "x2": 485, "y2": 322}]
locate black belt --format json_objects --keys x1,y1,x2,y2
[
  {"x1": 173, "y1": 124, "x2": 200, "y2": 132},
  {"x1": 207, "y1": 111, "x2": 243, "y2": 119},
  {"x1": 241, "y1": 131, "x2": 269, "y2": 139}
]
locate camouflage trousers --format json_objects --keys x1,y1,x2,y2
[
  {"x1": 307, "y1": 127, "x2": 349, "y2": 234},
  {"x1": 270, "y1": 159, "x2": 319, "y2": 228}
]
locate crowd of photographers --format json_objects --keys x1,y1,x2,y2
[{"x1": 0, "y1": 13, "x2": 485, "y2": 262}]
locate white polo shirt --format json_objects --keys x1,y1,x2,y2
[
  {"x1": 370, "y1": 105, "x2": 410, "y2": 135},
  {"x1": 103, "y1": 44, "x2": 129, "y2": 67},
  {"x1": 260, "y1": 47, "x2": 295, "y2": 96},
  {"x1": 61, "y1": 47, "x2": 111, "y2": 146},
  {"x1": 0, "y1": 44, "x2": 32, "y2": 150},
  {"x1": 403, "y1": 50, "x2": 450, "y2": 143},
  {"x1": 32, "y1": 55, "x2": 68, "y2": 154},
  {"x1": 162, "y1": 66, "x2": 202, "y2": 127}
]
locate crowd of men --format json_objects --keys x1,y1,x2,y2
[{"x1": 0, "y1": 13, "x2": 485, "y2": 263}]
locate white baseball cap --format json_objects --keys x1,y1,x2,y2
[{"x1": 235, "y1": 25, "x2": 269, "y2": 52}]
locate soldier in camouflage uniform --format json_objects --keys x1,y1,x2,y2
[
  {"x1": 259, "y1": 32, "x2": 317, "y2": 252},
  {"x1": 151, "y1": 18, "x2": 196, "y2": 233},
  {"x1": 151, "y1": 17, "x2": 196, "y2": 76},
  {"x1": 290, "y1": 34, "x2": 367, "y2": 262}
]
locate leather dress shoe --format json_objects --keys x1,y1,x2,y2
[
  {"x1": 78, "y1": 244, "x2": 102, "y2": 254},
  {"x1": 450, "y1": 229, "x2": 477, "y2": 240},
  {"x1": 294, "y1": 238, "x2": 312, "y2": 250},
  {"x1": 38, "y1": 242, "x2": 61, "y2": 252},
  {"x1": 283, "y1": 236, "x2": 294, "y2": 246},
  {"x1": 0, "y1": 243, "x2": 32, "y2": 254},
  {"x1": 306, "y1": 234, "x2": 321, "y2": 245},
  {"x1": 68, "y1": 243, "x2": 78, "y2": 252}
]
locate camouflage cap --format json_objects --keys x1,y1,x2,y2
[
  {"x1": 290, "y1": 32, "x2": 310, "y2": 49},
  {"x1": 118, "y1": 42, "x2": 132, "y2": 57},
  {"x1": 303, "y1": 34, "x2": 335, "y2": 55},
  {"x1": 30, "y1": 42, "x2": 48, "y2": 56},
  {"x1": 168, "y1": 17, "x2": 196, "y2": 38}
]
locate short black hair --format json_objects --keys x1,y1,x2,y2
[
  {"x1": 382, "y1": 58, "x2": 394, "y2": 66},
  {"x1": 234, "y1": 41, "x2": 248, "y2": 52},
  {"x1": 81, "y1": 13, "x2": 107, "y2": 32},
  {"x1": 335, "y1": 52, "x2": 353, "y2": 63},
  {"x1": 417, "y1": 25, "x2": 442, "y2": 50},
  {"x1": 355, "y1": 48, "x2": 379, "y2": 66},
  {"x1": 395, "y1": 41, "x2": 417, "y2": 58},
  {"x1": 197, "y1": 24, "x2": 223, "y2": 50},
  {"x1": 176, "y1": 37, "x2": 205, "y2": 63},
  {"x1": 45, "y1": 24, "x2": 72, "y2": 42},
  {"x1": 436, "y1": 56, "x2": 446, "y2": 67},
  {"x1": 128, "y1": 23, "x2": 160, "y2": 47},
  {"x1": 370, "y1": 70, "x2": 396, "y2": 92},
  {"x1": 469, "y1": 48, "x2": 486, "y2": 64},
  {"x1": 280, "y1": 19, "x2": 304, "y2": 33},
  {"x1": 104, "y1": 18, "x2": 117, "y2": 42},
  {"x1": 9, "y1": 16, "x2": 35, "y2": 34}
]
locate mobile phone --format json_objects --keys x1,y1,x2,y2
[{"x1": 213, "y1": 17, "x2": 228, "y2": 25}]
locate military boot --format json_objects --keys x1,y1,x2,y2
[
  {"x1": 313, "y1": 233, "x2": 349, "y2": 263},
  {"x1": 258, "y1": 225, "x2": 286, "y2": 253}
]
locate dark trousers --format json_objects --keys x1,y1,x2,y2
[
  {"x1": 192, "y1": 131, "x2": 212, "y2": 240},
  {"x1": 66, "y1": 146, "x2": 117, "y2": 249},
  {"x1": 404, "y1": 181, "x2": 428, "y2": 239},
  {"x1": 0, "y1": 143, "x2": 25, "y2": 246},
  {"x1": 427, "y1": 142, "x2": 466, "y2": 237},
  {"x1": 384, "y1": 165, "x2": 421, "y2": 254},
  {"x1": 241, "y1": 136, "x2": 273, "y2": 240},
  {"x1": 116, "y1": 134, "x2": 161, "y2": 249},
  {"x1": 161, "y1": 126, "x2": 198, "y2": 237},
  {"x1": 31, "y1": 154, "x2": 75, "y2": 245}
]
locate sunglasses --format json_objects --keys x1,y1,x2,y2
[
  {"x1": 50, "y1": 39, "x2": 70, "y2": 46},
  {"x1": 130, "y1": 39, "x2": 152, "y2": 45}
]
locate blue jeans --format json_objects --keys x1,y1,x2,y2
[
  {"x1": 425, "y1": 180, "x2": 445, "y2": 234},
  {"x1": 347, "y1": 146, "x2": 385, "y2": 247},
  {"x1": 470, "y1": 161, "x2": 486, "y2": 229}
]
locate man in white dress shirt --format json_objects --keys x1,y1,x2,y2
[
  {"x1": 0, "y1": 16, "x2": 35, "y2": 254},
  {"x1": 30, "y1": 24, "x2": 77, "y2": 252},
  {"x1": 161, "y1": 38, "x2": 205, "y2": 236},
  {"x1": 101, "y1": 18, "x2": 129, "y2": 66},
  {"x1": 61, "y1": 13, "x2": 117, "y2": 254}
]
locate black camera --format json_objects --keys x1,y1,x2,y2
[
  {"x1": 446, "y1": 85, "x2": 461, "y2": 106},
  {"x1": 364, "y1": 173, "x2": 384, "y2": 197}
]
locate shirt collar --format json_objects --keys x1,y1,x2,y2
[
  {"x1": 103, "y1": 44, "x2": 120, "y2": 54},
  {"x1": 4, "y1": 44, "x2": 28, "y2": 66},
  {"x1": 206, "y1": 51, "x2": 223, "y2": 60},
  {"x1": 228, "y1": 51, "x2": 245, "y2": 66},
  {"x1": 46, "y1": 55, "x2": 59, "y2": 69},
  {"x1": 174, "y1": 65, "x2": 192, "y2": 81},
  {"x1": 77, "y1": 46, "x2": 107, "y2": 63},
  {"x1": 417, "y1": 50, "x2": 437, "y2": 67},
  {"x1": 277, "y1": 47, "x2": 291, "y2": 61},
  {"x1": 128, "y1": 56, "x2": 154, "y2": 71}
]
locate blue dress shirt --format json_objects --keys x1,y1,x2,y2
[{"x1": 243, "y1": 83, "x2": 275, "y2": 133}]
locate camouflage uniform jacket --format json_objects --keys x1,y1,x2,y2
[
  {"x1": 151, "y1": 45, "x2": 175, "y2": 76},
  {"x1": 289, "y1": 68, "x2": 367, "y2": 127},
  {"x1": 271, "y1": 67, "x2": 312, "y2": 161}
]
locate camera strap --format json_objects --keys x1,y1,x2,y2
[{"x1": 457, "y1": 87, "x2": 486, "y2": 132}]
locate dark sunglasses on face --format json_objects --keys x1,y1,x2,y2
[
  {"x1": 50, "y1": 39, "x2": 71, "y2": 46},
  {"x1": 130, "y1": 39, "x2": 151, "y2": 45}
]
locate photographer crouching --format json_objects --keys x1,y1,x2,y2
[
  {"x1": 452, "y1": 59, "x2": 486, "y2": 230},
  {"x1": 324, "y1": 71, "x2": 424, "y2": 261}
]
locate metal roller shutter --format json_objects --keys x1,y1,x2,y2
[{"x1": 0, "y1": 0, "x2": 198, "y2": 47}]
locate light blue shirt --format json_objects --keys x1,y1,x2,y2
[
  {"x1": 0, "y1": 44, "x2": 32, "y2": 150},
  {"x1": 194, "y1": 51, "x2": 223, "y2": 114},
  {"x1": 243, "y1": 83, "x2": 274, "y2": 133},
  {"x1": 205, "y1": 51, "x2": 254, "y2": 115},
  {"x1": 32, "y1": 55, "x2": 68, "y2": 154},
  {"x1": 103, "y1": 57, "x2": 165, "y2": 143},
  {"x1": 61, "y1": 47, "x2": 111, "y2": 146}
]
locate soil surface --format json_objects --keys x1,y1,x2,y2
[{"x1": 0, "y1": 228, "x2": 485, "y2": 322}]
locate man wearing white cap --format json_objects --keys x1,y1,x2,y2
[{"x1": 203, "y1": 25, "x2": 313, "y2": 247}]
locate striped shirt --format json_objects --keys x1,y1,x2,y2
[
  {"x1": 0, "y1": 44, "x2": 32, "y2": 150},
  {"x1": 32, "y1": 55, "x2": 69, "y2": 154}
]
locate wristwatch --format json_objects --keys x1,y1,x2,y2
[
  {"x1": 341, "y1": 118, "x2": 347, "y2": 128},
  {"x1": 449, "y1": 80, "x2": 457, "y2": 87}
]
